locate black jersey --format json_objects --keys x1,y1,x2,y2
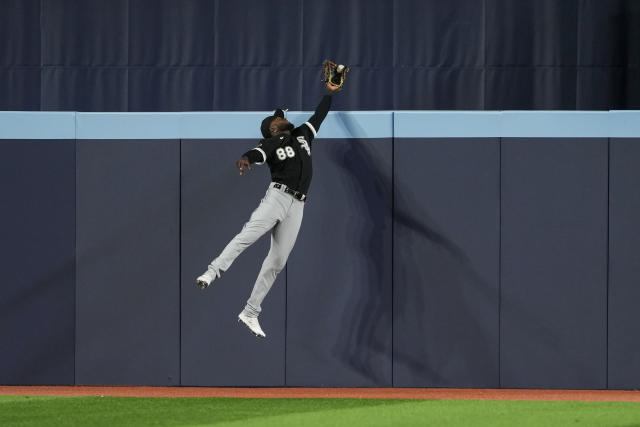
[{"x1": 243, "y1": 94, "x2": 332, "y2": 195}]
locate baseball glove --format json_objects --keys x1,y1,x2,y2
[{"x1": 322, "y1": 59, "x2": 349, "y2": 90}]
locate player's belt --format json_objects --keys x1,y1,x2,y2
[{"x1": 272, "y1": 183, "x2": 306, "y2": 202}]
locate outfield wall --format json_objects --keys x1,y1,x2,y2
[{"x1": 1, "y1": 111, "x2": 639, "y2": 389}]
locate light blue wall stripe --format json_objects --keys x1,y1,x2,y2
[
  {"x1": 323, "y1": 111, "x2": 394, "y2": 139},
  {"x1": 0, "y1": 112, "x2": 76, "y2": 139},
  {"x1": 394, "y1": 111, "x2": 501, "y2": 137},
  {"x1": 181, "y1": 112, "x2": 268, "y2": 139},
  {"x1": 500, "y1": 111, "x2": 613, "y2": 138},
  {"x1": 609, "y1": 111, "x2": 640, "y2": 138},
  {"x1": 1, "y1": 111, "x2": 639, "y2": 139},
  {"x1": 180, "y1": 111, "x2": 394, "y2": 139},
  {"x1": 76, "y1": 113, "x2": 181, "y2": 139}
]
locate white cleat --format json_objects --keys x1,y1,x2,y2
[
  {"x1": 238, "y1": 312, "x2": 266, "y2": 338},
  {"x1": 195, "y1": 270, "x2": 218, "y2": 290}
]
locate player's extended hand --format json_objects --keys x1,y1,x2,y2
[
  {"x1": 236, "y1": 157, "x2": 251, "y2": 175},
  {"x1": 326, "y1": 81, "x2": 341, "y2": 92}
]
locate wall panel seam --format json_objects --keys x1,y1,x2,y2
[
  {"x1": 391, "y1": 112, "x2": 395, "y2": 387},
  {"x1": 606, "y1": 137, "x2": 610, "y2": 389},
  {"x1": 498, "y1": 136, "x2": 502, "y2": 388},
  {"x1": 179, "y1": 138, "x2": 183, "y2": 386}
]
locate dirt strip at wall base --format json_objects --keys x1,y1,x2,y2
[{"x1": 1, "y1": 387, "x2": 640, "y2": 402}]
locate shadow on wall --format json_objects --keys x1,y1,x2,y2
[
  {"x1": 327, "y1": 139, "x2": 392, "y2": 384},
  {"x1": 329, "y1": 112, "x2": 499, "y2": 386},
  {"x1": 393, "y1": 189, "x2": 497, "y2": 386}
]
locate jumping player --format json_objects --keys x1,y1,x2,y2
[{"x1": 196, "y1": 80, "x2": 342, "y2": 338}]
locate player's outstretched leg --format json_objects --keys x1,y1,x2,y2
[
  {"x1": 196, "y1": 188, "x2": 283, "y2": 289},
  {"x1": 239, "y1": 198, "x2": 304, "y2": 337}
]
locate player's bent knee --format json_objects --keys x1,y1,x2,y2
[{"x1": 270, "y1": 257, "x2": 287, "y2": 272}]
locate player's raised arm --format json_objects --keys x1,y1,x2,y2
[{"x1": 304, "y1": 83, "x2": 341, "y2": 139}]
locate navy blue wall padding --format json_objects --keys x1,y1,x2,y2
[
  {"x1": 129, "y1": 0, "x2": 215, "y2": 66},
  {"x1": 41, "y1": 68, "x2": 128, "y2": 112},
  {"x1": 577, "y1": 0, "x2": 640, "y2": 67},
  {"x1": 577, "y1": 69, "x2": 628, "y2": 110},
  {"x1": 500, "y1": 138, "x2": 608, "y2": 389},
  {"x1": 214, "y1": 68, "x2": 302, "y2": 111},
  {"x1": 181, "y1": 140, "x2": 287, "y2": 386},
  {"x1": 0, "y1": 68, "x2": 41, "y2": 110},
  {"x1": 4, "y1": 112, "x2": 640, "y2": 388},
  {"x1": 485, "y1": 68, "x2": 578, "y2": 110},
  {"x1": 286, "y1": 139, "x2": 393, "y2": 387},
  {"x1": 0, "y1": 140, "x2": 75, "y2": 385},
  {"x1": 128, "y1": 68, "x2": 214, "y2": 111},
  {"x1": 75, "y1": 140, "x2": 180, "y2": 386},
  {"x1": 302, "y1": 0, "x2": 392, "y2": 67},
  {"x1": 0, "y1": 0, "x2": 41, "y2": 110},
  {"x1": 393, "y1": 0, "x2": 484, "y2": 67},
  {"x1": 2, "y1": 0, "x2": 639, "y2": 111},
  {"x1": 216, "y1": 0, "x2": 302, "y2": 66},
  {"x1": 0, "y1": 0, "x2": 40, "y2": 66},
  {"x1": 608, "y1": 138, "x2": 640, "y2": 389},
  {"x1": 394, "y1": 68, "x2": 485, "y2": 110},
  {"x1": 393, "y1": 138, "x2": 500, "y2": 387},
  {"x1": 42, "y1": 0, "x2": 128, "y2": 66},
  {"x1": 486, "y1": 0, "x2": 578, "y2": 66}
]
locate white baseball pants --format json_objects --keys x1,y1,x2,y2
[{"x1": 207, "y1": 183, "x2": 304, "y2": 317}]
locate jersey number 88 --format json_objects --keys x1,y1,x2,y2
[{"x1": 276, "y1": 146, "x2": 295, "y2": 160}]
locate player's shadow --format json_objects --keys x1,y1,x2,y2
[
  {"x1": 328, "y1": 114, "x2": 561, "y2": 387},
  {"x1": 328, "y1": 139, "x2": 498, "y2": 386},
  {"x1": 325, "y1": 140, "x2": 392, "y2": 385}
]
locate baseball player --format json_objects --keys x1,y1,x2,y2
[{"x1": 196, "y1": 73, "x2": 345, "y2": 338}]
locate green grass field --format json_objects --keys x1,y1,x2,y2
[{"x1": 2, "y1": 395, "x2": 640, "y2": 427}]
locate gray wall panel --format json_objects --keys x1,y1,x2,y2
[
  {"x1": 609, "y1": 138, "x2": 640, "y2": 389},
  {"x1": 285, "y1": 138, "x2": 393, "y2": 387},
  {"x1": 393, "y1": 138, "x2": 500, "y2": 387},
  {"x1": 181, "y1": 140, "x2": 286, "y2": 386},
  {"x1": 501, "y1": 138, "x2": 607, "y2": 389},
  {"x1": 0, "y1": 140, "x2": 75, "y2": 385},
  {"x1": 75, "y1": 140, "x2": 180, "y2": 385}
]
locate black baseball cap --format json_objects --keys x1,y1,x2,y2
[{"x1": 260, "y1": 108, "x2": 286, "y2": 138}]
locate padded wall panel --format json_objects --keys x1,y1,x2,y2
[
  {"x1": 628, "y1": 69, "x2": 640, "y2": 109},
  {"x1": 0, "y1": 140, "x2": 75, "y2": 385},
  {"x1": 609, "y1": 138, "x2": 640, "y2": 389},
  {"x1": 214, "y1": 68, "x2": 301, "y2": 111},
  {"x1": 393, "y1": 0, "x2": 484, "y2": 66},
  {"x1": 41, "y1": 68, "x2": 127, "y2": 111},
  {"x1": 286, "y1": 138, "x2": 392, "y2": 386},
  {"x1": 501, "y1": 138, "x2": 607, "y2": 389},
  {"x1": 486, "y1": 0, "x2": 578, "y2": 66},
  {"x1": 393, "y1": 68, "x2": 484, "y2": 110},
  {"x1": 215, "y1": 0, "x2": 301, "y2": 66},
  {"x1": 181, "y1": 140, "x2": 286, "y2": 386},
  {"x1": 578, "y1": 0, "x2": 640, "y2": 67},
  {"x1": 302, "y1": 0, "x2": 392, "y2": 67},
  {"x1": 129, "y1": 0, "x2": 215, "y2": 66},
  {"x1": 0, "y1": 0, "x2": 40, "y2": 66},
  {"x1": 485, "y1": 68, "x2": 576, "y2": 110},
  {"x1": 577, "y1": 68, "x2": 628, "y2": 110},
  {"x1": 128, "y1": 68, "x2": 214, "y2": 111},
  {"x1": 0, "y1": 68, "x2": 41, "y2": 110},
  {"x1": 393, "y1": 138, "x2": 500, "y2": 387},
  {"x1": 42, "y1": 0, "x2": 128, "y2": 66},
  {"x1": 76, "y1": 140, "x2": 180, "y2": 385}
]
